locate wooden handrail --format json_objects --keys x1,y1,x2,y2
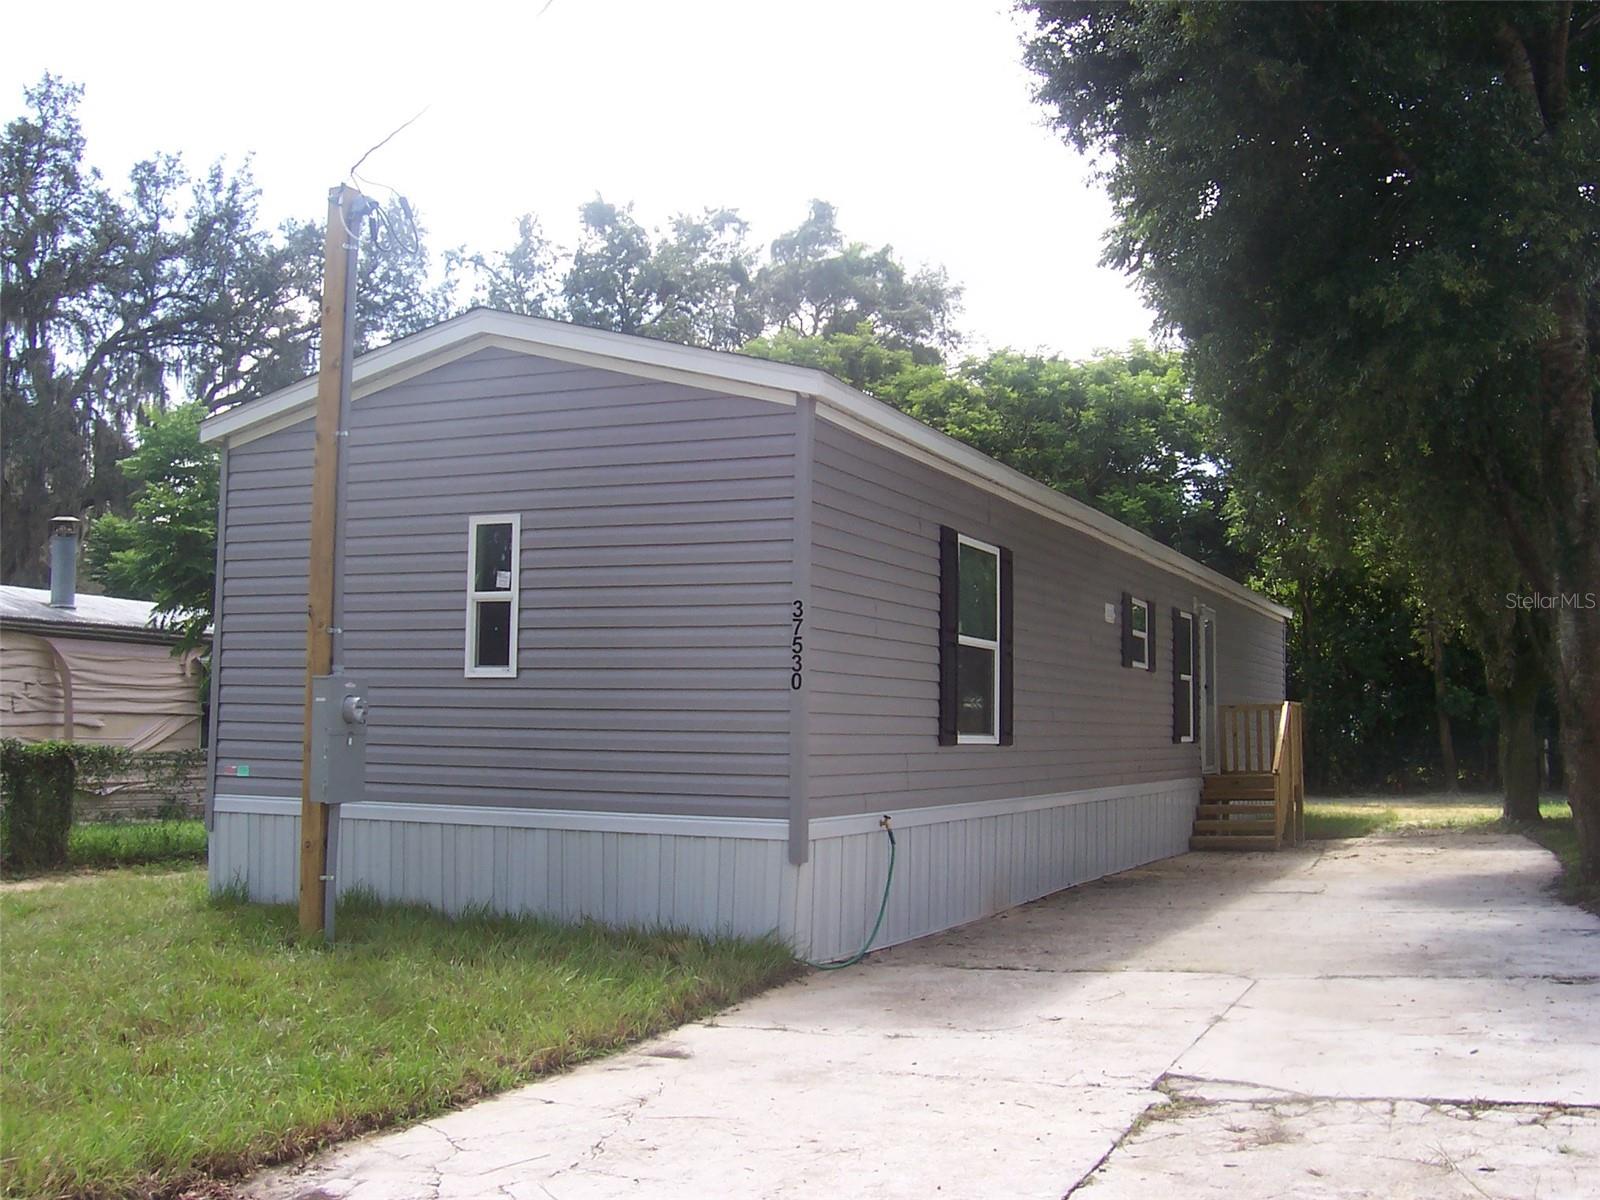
[{"x1": 1271, "y1": 701, "x2": 1292, "y2": 775}]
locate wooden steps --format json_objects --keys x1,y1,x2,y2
[
  {"x1": 1193, "y1": 817, "x2": 1275, "y2": 833},
  {"x1": 1202, "y1": 772, "x2": 1276, "y2": 798},
  {"x1": 1191, "y1": 771, "x2": 1282, "y2": 851},
  {"x1": 1196, "y1": 802, "x2": 1273, "y2": 818},
  {"x1": 1193, "y1": 701, "x2": 1306, "y2": 852},
  {"x1": 1190, "y1": 836, "x2": 1281, "y2": 850}
]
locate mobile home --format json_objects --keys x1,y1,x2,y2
[{"x1": 200, "y1": 310, "x2": 1289, "y2": 959}]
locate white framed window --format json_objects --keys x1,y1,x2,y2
[
  {"x1": 956, "y1": 534, "x2": 1001, "y2": 745},
  {"x1": 1130, "y1": 596, "x2": 1150, "y2": 669},
  {"x1": 465, "y1": 513, "x2": 520, "y2": 678}
]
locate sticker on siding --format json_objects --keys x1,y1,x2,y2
[{"x1": 224, "y1": 763, "x2": 252, "y2": 777}]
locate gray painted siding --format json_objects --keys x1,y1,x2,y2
[
  {"x1": 1211, "y1": 591, "x2": 1288, "y2": 707},
  {"x1": 212, "y1": 348, "x2": 796, "y2": 818},
  {"x1": 806, "y1": 419, "x2": 1286, "y2": 819}
]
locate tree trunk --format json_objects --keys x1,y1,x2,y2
[
  {"x1": 1538, "y1": 281, "x2": 1600, "y2": 880},
  {"x1": 1545, "y1": 713, "x2": 1564, "y2": 791},
  {"x1": 1494, "y1": 659, "x2": 1543, "y2": 823},
  {"x1": 1558, "y1": 680, "x2": 1600, "y2": 873},
  {"x1": 1429, "y1": 619, "x2": 1459, "y2": 795}
]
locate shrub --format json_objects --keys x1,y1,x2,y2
[{"x1": 0, "y1": 740, "x2": 78, "y2": 871}]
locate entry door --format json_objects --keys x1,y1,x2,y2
[{"x1": 1199, "y1": 607, "x2": 1219, "y2": 774}]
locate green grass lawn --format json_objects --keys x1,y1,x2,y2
[
  {"x1": 2, "y1": 820, "x2": 209, "y2": 879},
  {"x1": 67, "y1": 818, "x2": 208, "y2": 870},
  {"x1": 0, "y1": 868, "x2": 798, "y2": 1200},
  {"x1": 1303, "y1": 794, "x2": 1571, "y2": 840}
]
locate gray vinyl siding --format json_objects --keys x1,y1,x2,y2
[
  {"x1": 1211, "y1": 592, "x2": 1288, "y2": 707},
  {"x1": 212, "y1": 348, "x2": 795, "y2": 818},
  {"x1": 805, "y1": 419, "x2": 1286, "y2": 819}
]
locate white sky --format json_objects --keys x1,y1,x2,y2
[{"x1": 5, "y1": 0, "x2": 1158, "y2": 359}]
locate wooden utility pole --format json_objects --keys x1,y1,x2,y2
[{"x1": 300, "y1": 184, "x2": 364, "y2": 936}]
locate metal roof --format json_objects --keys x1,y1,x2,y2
[{"x1": 0, "y1": 586, "x2": 197, "y2": 643}]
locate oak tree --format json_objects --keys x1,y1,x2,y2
[{"x1": 1023, "y1": 0, "x2": 1600, "y2": 874}]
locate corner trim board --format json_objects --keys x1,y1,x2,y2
[
  {"x1": 204, "y1": 447, "x2": 228, "y2": 831},
  {"x1": 787, "y1": 395, "x2": 816, "y2": 865}
]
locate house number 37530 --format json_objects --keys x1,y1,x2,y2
[{"x1": 790, "y1": 600, "x2": 804, "y2": 690}]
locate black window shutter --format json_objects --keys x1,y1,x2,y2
[
  {"x1": 938, "y1": 526, "x2": 958, "y2": 745},
  {"x1": 999, "y1": 546, "x2": 1014, "y2": 746},
  {"x1": 1147, "y1": 606, "x2": 1158, "y2": 673},
  {"x1": 1172, "y1": 609, "x2": 1191, "y2": 742},
  {"x1": 1121, "y1": 591, "x2": 1135, "y2": 667}
]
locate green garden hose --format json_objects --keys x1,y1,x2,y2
[{"x1": 806, "y1": 818, "x2": 896, "y2": 970}]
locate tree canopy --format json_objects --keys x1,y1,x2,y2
[
  {"x1": 84, "y1": 402, "x2": 217, "y2": 653},
  {"x1": 2, "y1": 78, "x2": 249, "y2": 581},
  {"x1": 0, "y1": 78, "x2": 447, "y2": 584},
  {"x1": 3, "y1": 60, "x2": 1547, "y2": 815},
  {"x1": 468, "y1": 196, "x2": 962, "y2": 358},
  {"x1": 1, "y1": 76, "x2": 960, "y2": 588},
  {"x1": 1022, "y1": 0, "x2": 1600, "y2": 875},
  {"x1": 745, "y1": 326, "x2": 1237, "y2": 571}
]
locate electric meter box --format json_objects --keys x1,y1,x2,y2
[{"x1": 310, "y1": 674, "x2": 369, "y2": 806}]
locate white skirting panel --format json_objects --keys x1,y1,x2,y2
[
  {"x1": 209, "y1": 778, "x2": 1199, "y2": 959},
  {"x1": 799, "y1": 779, "x2": 1200, "y2": 961},
  {"x1": 207, "y1": 801, "x2": 803, "y2": 944}
]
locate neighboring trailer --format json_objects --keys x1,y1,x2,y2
[
  {"x1": 201, "y1": 311, "x2": 1288, "y2": 959},
  {"x1": 0, "y1": 586, "x2": 205, "y2": 752}
]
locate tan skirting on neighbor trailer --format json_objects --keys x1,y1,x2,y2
[{"x1": 0, "y1": 631, "x2": 202, "y2": 750}]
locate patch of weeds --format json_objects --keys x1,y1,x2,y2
[
  {"x1": 1241, "y1": 1119, "x2": 1296, "y2": 1148},
  {"x1": 1124, "y1": 1077, "x2": 1211, "y2": 1137}
]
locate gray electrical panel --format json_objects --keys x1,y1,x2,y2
[{"x1": 310, "y1": 674, "x2": 368, "y2": 805}]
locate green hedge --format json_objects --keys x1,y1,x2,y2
[
  {"x1": 1, "y1": 741, "x2": 212, "y2": 871},
  {"x1": 0, "y1": 741, "x2": 78, "y2": 870}
]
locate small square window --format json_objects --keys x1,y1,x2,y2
[
  {"x1": 474, "y1": 601, "x2": 512, "y2": 669},
  {"x1": 956, "y1": 642, "x2": 997, "y2": 736},
  {"x1": 958, "y1": 543, "x2": 999, "y2": 641},
  {"x1": 473, "y1": 523, "x2": 514, "y2": 592}
]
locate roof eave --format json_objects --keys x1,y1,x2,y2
[{"x1": 0, "y1": 615, "x2": 202, "y2": 646}]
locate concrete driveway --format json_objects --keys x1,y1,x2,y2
[{"x1": 249, "y1": 833, "x2": 1600, "y2": 1199}]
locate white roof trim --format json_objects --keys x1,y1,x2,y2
[{"x1": 200, "y1": 309, "x2": 1290, "y2": 620}]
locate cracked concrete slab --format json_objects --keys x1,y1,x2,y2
[
  {"x1": 1171, "y1": 975, "x2": 1600, "y2": 1105},
  {"x1": 245, "y1": 832, "x2": 1600, "y2": 1199},
  {"x1": 1073, "y1": 1091, "x2": 1599, "y2": 1199}
]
